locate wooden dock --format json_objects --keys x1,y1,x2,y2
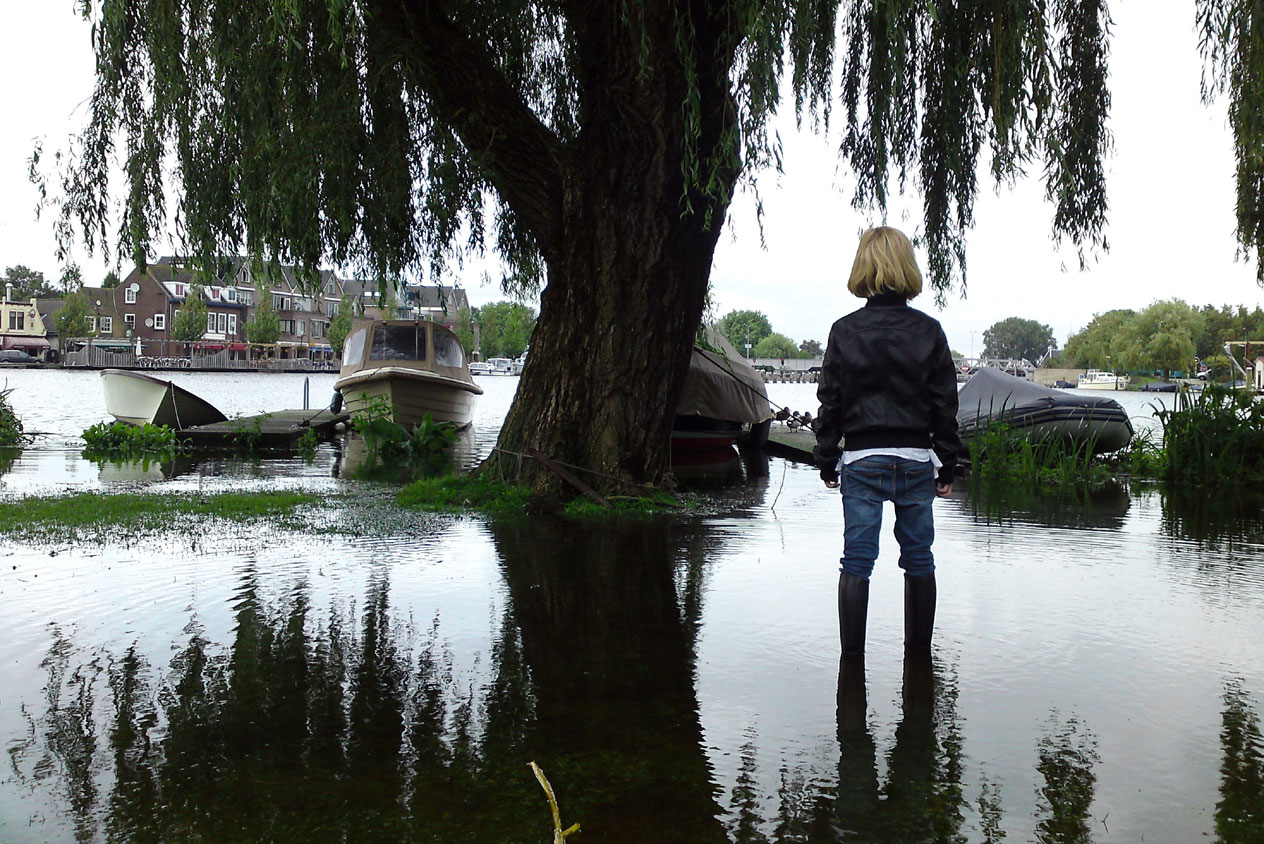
[
  {"x1": 181, "y1": 408, "x2": 350, "y2": 449},
  {"x1": 760, "y1": 425, "x2": 817, "y2": 463}
]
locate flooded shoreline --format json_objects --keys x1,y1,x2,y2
[{"x1": 1, "y1": 370, "x2": 1262, "y2": 842}]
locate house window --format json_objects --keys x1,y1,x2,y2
[
  {"x1": 9, "y1": 311, "x2": 24, "y2": 330},
  {"x1": 225, "y1": 288, "x2": 236, "y2": 302},
  {"x1": 217, "y1": 312, "x2": 227, "y2": 333},
  {"x1": 239, "y1": 290, "x2": 252, "y2": 306},
  {"x1": 125, "y1": 288, "x2": 137, "y2": 304},
  {"x1": 296, "y1": 320, "x2": 305, "y2": 337},
  {"x1": 207, "y1": 313, "x2": 215, "y2": 333},
  {"x1": 124, "y1": 314, "x2": 136, "y2": 329},
  {"x1": 228, "y1": 313, "x2": 237, "y2": 335},
  {"x1": 88, "y1": 316, "x2": 97, "y2": 333},
  {"x1": 175, "y1": 283, "x2": 185, "y2": 296},
  {"x1": 274, "y1": 294, "x2": 285, "y2": 311},
  {"x1": 100, "y1": 316, "x2": 112, "y2": 333},
  {"x1": 279, "y1": 319, "x2": 296, "y2": 335},
  {"x1": 154, "y1": 313, "x2": 166, "y2": 330}
]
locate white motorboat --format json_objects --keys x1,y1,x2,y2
[
  {"x1": 100, "y1": 369, "x2": 228, "y2": 429},
  {"x1": 1078, "y1": 369, "x2": 1130, "y2": 391},
  {"x1": 469, "y1": 361, "x2": 494, "y2": 375},
  {"x1": 485, "y1": 357, "x2": 516, "y2": 375},
  {"x1": 334, "y1": 319, "x2": 483, "y2": 428}
]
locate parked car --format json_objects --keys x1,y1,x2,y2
[{"x1": 0, "y1": 349, "x2": 38, "y2": 364}]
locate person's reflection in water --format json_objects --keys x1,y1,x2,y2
[{"x1": 832, "y1": 653, "x2": 965, "y2": 843}]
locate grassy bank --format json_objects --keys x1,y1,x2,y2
[{"x1": 0, "y1": 490, "x2": 319, "y2": 544}]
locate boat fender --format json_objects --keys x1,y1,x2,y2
[{"x1": 329, "y1": 390, "x2": 343, "y2": 414}]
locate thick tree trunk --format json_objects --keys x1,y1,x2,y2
[
  {"x1": 492, "y1": 199, "x2": 726, "y2": 494},
  {"x1": 483, "y1": 10, "x2": 738, "y2": 496}
]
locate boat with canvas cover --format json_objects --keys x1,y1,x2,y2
[
  {"x1": 957, "y1": 367, "x2": 1134, "y2": 454},
  {"x1": 334, "y1": 319, "x2": 483, "y2": 428},
  {"x1": 100, "y1": 369, "x2": 229, "y2": 429},
  {"x1": 672, "y1": 328, "x2": 774, "y2": 451}
]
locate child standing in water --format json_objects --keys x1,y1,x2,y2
[{"x1": 813, "y1": 227, "x2": 962, "y2": 658}]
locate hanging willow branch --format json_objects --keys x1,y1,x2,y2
[{"x1": 43, "y1": 0, "x2": 1121, "y2": 296}]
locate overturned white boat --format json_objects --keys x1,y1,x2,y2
[
  {"x1": 101, "y1": 369, "x2": 228, "y2": 429},
  {"x1": 957, "y1": 367, "x2": 1134, "y2": 454}
]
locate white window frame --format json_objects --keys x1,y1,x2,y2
[
  {"x1": 99, "y1": 316, "x2": 112, "y2": 333},
  {"x1": 217, "y1": 312, "x2": 227, "y2": 333},
  {"x1": 154, "y1": 313, "x2": 167, "y2": 330},
  {"x1": 228, "y1": 313, "x2": 237, "y2": 335},
  {"x1": 124, "y1": 314, "x2": 136, "y2": 329},
  {"x1": 124, "y1": 288, "x2": 137, "y2": 304}
]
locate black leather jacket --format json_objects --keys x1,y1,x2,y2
[{"x1": 813, "y1": 293, "x2": 962, "y2": 485}]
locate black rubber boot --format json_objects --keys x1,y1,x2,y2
[
  {"x1": 903, "y1": 573, "x2": 937, "y2": 655},
  {"x1": 838, "y1": 571, "x2": 870, "y2": 657}
]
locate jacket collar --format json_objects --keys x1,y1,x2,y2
[{"x1": 865, "y1": 292, "x2": 909, "y2": 308}]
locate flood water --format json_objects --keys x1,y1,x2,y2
[{"x1": 1, "y1": 371, "x2": 1262, "y2": 843}]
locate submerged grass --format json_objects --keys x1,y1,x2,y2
[
  {"x1": 397, "y1": 475, "x2": 691, "y2": 519},
  {"x1": 0, "y1": 490, "x2": 318, "y2": 544},
  {"x1": 967, "y1": 420, "x2": 1117, "y2": 490}
]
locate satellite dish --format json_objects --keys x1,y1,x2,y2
[
  {"x1": 130, "y1": 282, "x2": 140, "y2": 292},
  {"x1": 144, "y1": 318, "x2": 153, "y2": 328}
]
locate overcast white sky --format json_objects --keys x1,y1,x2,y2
[{"x1": 2, "y1": 2, "x2": 1259, "y2": 358}]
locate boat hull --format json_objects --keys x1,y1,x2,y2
[
  {"x1": 336, "y1": 367, "x2": 480, "y2": 429},
  {"x1": 958, "y1": 367, "x2": 1134, "y2": 455},
  {"x1": 101, "y1": 369, "x2": 228, "y2": 429}
]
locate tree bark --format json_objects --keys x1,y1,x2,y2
[{"x1": 396, "y1": 1, "x2": 741, "y2": 494}]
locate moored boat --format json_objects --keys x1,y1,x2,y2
[
  {"x1": 957, "y1": 367, "x2": 1134, "y2": 454},
  {"x1": 673, "y1": 328, "x2": 774, "y2": 452},
  {"x1": 101, "y1": 369, "x2": 229, "y2": 429},
  {"x1": 1078, "y1": 369, "x2": 1130, "y2": 390},
  {"x1": 334, "y1": 319, "x2": 483, "y2": 428}
]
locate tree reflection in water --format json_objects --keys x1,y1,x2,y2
[
  {"x1": 1034, "y1": 715, "x2": 1099, "y2": 844},
  {"x1": 1217, "y1": 681, "x2": 1264, "y2": 844},
  {"x1": 16, "y1": 519, "x2": 730, "y2": 843}
]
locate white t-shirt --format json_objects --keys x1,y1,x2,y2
[{"x1": 838, "y1": 447, "x2": 941, "y2": 473}]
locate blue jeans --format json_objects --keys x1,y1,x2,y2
[{"x1": 840, "y1": 456, "x2": 936, "y2": 580}]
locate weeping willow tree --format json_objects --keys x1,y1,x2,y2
[{"x1": 51, "y1": 0, "x2": 1121, "y2": 494}]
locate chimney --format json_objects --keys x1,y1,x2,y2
[{"x1": 4, "y1": 283, "x2": 11, "y2": 303}]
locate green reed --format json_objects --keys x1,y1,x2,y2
[
  {"x1": 351, "y1": 394, "x2": 458, "y2": 476},
  {"x1": 967, "y1": 419, "x2": 1115, "y2": 490},
  {"x1": 1156, "y1": 384, "x2": 1264, "y2": 485}
]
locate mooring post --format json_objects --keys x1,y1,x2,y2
[{"x1": 303, "y1": 376, "x2": 310, "y2": 409}]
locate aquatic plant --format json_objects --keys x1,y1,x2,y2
[
  {"x1": 351, "y1": 394, "x2": 458, "y2": 476},
  {"x1": 82, "y1": 421, "x2": 188, "y2": 458},
  {"x1": 398, "y1": 475, "x2": 533, "y2": 516},
  {"x1": 0, "y1": 386, "x2": 28, "y2": 447},
  {"x1": 229, "y1": 413, "x2": 269, "y2": 453},
  {"x1": 0, "y1": 490, "x2": 317, "y2": 544},
  {"x1": 966, "y1": 419, "x2": 1115, "y2": 491},
  {"x1": 1156, "y1": 384, "x2": 1264, "y2": 485},
  {"x1": 296, "y1": 426, "x2": 319, "y2": 459}
]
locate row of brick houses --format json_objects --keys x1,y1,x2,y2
[{"x1": 37, "y1": 257, "x2": 469, "y2": 361}]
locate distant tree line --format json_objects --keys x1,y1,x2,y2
[
  {"x1": 716, "y1": 309, "x2": 822, "y2": 360},
  {"x1": 455, "y1": 301, "x2": 537, "y2": 359},
  {"x1": 1058, "y1": 300, "x2": 1264, "y2": 379}
]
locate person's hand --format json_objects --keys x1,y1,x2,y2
[
  {"x1": 821, "y1": 465, "x2": 840, "y2": 489},
  {"x1": 935, "y1": 482, "x2": 952, "y2": 497}
]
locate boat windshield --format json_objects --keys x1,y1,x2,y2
[
  {"x1": 433, "y1": 329, "x2": 464, "y2": 368},
  {"x1": 371, "y1": 324, "x2": 426, "y2": 361},
  {"x1": 342, "y1": 328, "x2": 368, "y2": 367}
]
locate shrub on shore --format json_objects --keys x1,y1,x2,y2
[{"x1": 0, "y1": 386, "x2": 27, "y2": 447}]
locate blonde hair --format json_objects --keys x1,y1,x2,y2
[{"x1": 847, "y1": 227, "x2": 923, "y2": 299}]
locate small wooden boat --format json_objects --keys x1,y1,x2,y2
[
  {"x1": 100, "y1": 369, "x2": 228, "y2": 429},
  {"x1": 957, "y1": 367, "x2": 1134, "y2": 454},
  {"x1": 334, "y1": 319, "x2": 483, "y2": 428}
]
